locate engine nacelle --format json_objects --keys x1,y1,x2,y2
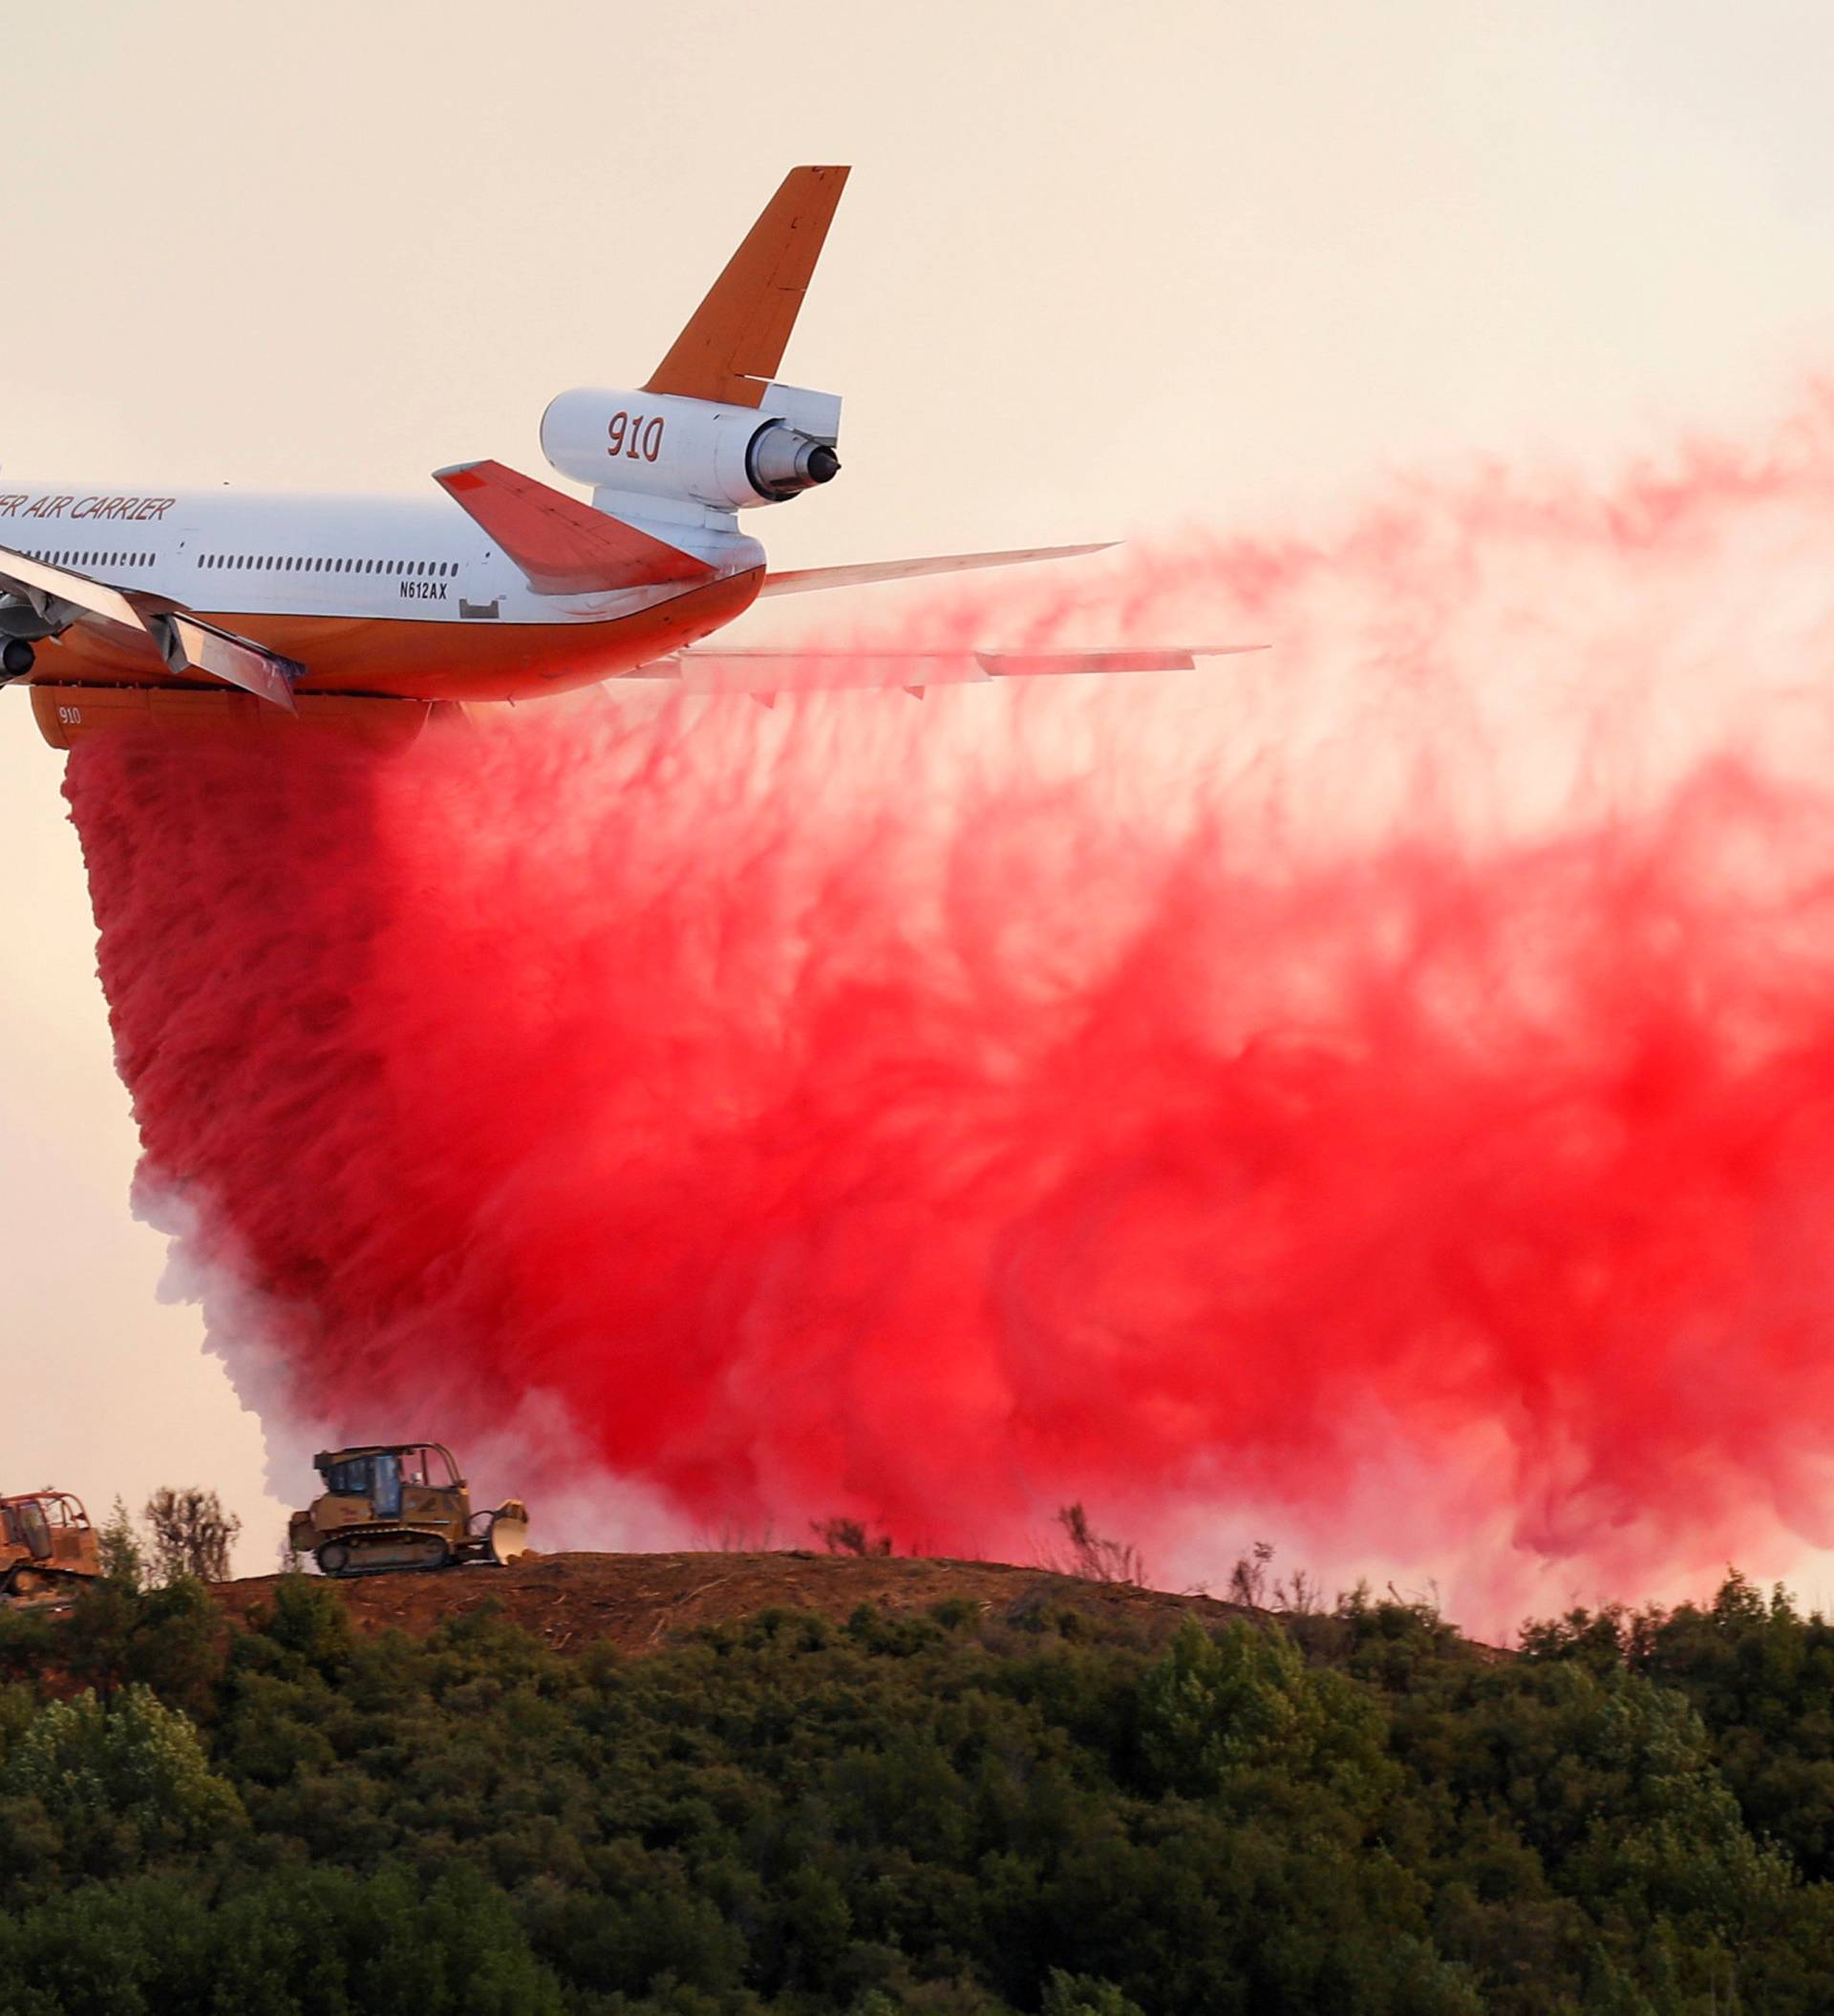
[{"x1": 540, "y1": 384, "x2": 842, "y2": 511}]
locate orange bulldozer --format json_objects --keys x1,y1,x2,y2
[{"x1": 0, "y1": 1490, "x2": 102, "y2": 1606}]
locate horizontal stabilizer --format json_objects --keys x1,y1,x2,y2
[
  {"x1": 646, "y1": 166, "x2": 850, "y2": 410},
  {"x1": 435, "y1": 460, "x2": 715, "y2": 596},
  {"x1": 634, "y1": 643, "x2": 1265, "y2": 697},
  {"x1": 759, "y1": 541, "x2": 1117, "y2": 599}
]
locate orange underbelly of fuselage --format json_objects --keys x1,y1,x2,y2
[{"x1": 29, "y1": 567, "x2": 764, "y2": 705}]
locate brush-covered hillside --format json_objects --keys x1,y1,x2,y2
[{"x1": 0, "y1": 1556, "x2": 1830, "y2": 2014}]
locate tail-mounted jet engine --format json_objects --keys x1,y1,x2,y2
[{"x1": 540, "y1": 384, "x2": 842, "y2": 514}]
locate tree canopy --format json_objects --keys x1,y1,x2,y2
[{"x1": 0, "y1": 1568, "x2": 1828, "y2": 2012}]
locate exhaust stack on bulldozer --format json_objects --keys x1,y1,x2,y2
[
  {"x1": 0, "y1": 1490, "x2": 101, "y2": 1605},
  {"x1": 288, "y1": 1443, "x2": 529, "y2": 1579}
]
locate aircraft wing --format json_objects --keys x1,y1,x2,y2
[
  {"x1": 0, "y1": 546, "x2": 160, "y2": 636},
  {"x1": 758, "y1": 541, "x2": 1118, "y2": 598},
  {"x1": 632, "y1": 642, "x2": 1267, "y2": 702},
  {"x1": 0, "y1": 546, "x2": 304, "y2": 711}
]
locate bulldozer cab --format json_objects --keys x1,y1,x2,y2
[
  {"x1": 315, "y1": 1443, "x2": 462, "y2": 1521},
  {"x1": 1, "y1": 1498, "x2": 53, "y2": 1560},
  {"x1": 0, "y1": 1491, "x2": 99, "y2": 1603}
]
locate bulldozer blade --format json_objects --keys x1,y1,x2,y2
[{"x1": 485, "y1": 1508, "x2": 529, "y2": 1566}]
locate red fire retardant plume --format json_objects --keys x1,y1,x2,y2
[{"x1": 63, "y1": 405, "x2": 1834, "y2": 1621}]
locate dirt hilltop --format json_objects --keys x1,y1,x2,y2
[{"x1": 212, "y1": 1550, "x2": 1280, "y2": 1658}]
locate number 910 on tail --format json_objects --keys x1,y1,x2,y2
[{"x1": 541, "y1": 383, "x2": 842, "y2": 510}]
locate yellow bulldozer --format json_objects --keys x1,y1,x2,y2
[
  {"x1": 0, "y1": 1489, "x2": 101, "y2": 1605},
  {"x1": 288, "y1": 1442, "x2": 529, "y2": 1579}
]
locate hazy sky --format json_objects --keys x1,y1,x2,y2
[{"x1": 6, "y1": 1, "x2": 1834, "y2": 1572}]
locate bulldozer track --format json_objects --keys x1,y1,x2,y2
[{"x1": 1, "y1": 1564, "x2": 98, "y2": 1609}]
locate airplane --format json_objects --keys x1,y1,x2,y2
[{"x1": 0, "y1": 166, "x2": 1252, "y2": 751}]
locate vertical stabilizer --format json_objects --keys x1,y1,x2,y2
[{"x1": 644, "y1": 166, "x2": 850, "y2": 411}]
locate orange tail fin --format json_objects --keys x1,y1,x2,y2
[{"x1": 644, "y1": 165, "x2": 850, "y2": 411}]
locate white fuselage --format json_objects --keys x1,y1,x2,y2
[{"x1": 0, "y1": 483, "x2": 757, "y2": 629}]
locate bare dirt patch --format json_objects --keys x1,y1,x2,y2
[{"x1": 212, "y1": 1550, "x2": 1269, "y2": 1657}]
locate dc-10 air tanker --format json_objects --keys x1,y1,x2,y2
[{"x1": 0, "y1": 168, "x2": 1248, "y2": 749}]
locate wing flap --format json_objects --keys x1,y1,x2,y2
[
  {"x1": 979, "y1": 647, "x2": 1267, "y2": 676},
  {"x1": 161, "y1": 613, "x2": 303, "y2": 712},
  {"x1": 638, "y1": 643, "x2": 1265, "y2": 697},
  {"x1": 0, "y1": 543, "x2": 305, "y2": 711},
  {"x1": 435, "y1": 459, "x2": 715, "y2": 596}
]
